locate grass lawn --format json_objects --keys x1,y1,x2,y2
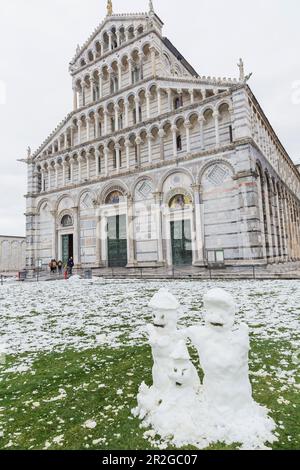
[{"x1": 0, "y1": 337, "x2": 299, "y2": 450}]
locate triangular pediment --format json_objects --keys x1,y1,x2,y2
[{"x1": 70, "y1": 12, "x2": 162, "y2": 71}]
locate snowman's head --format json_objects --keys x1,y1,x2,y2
[
  {"x1": 149, "y1": 288, "x2": 180, "y2": 330},
  {"x1": 169, "y1": 360, "x2": 193, "y2": 388},
  {"x1": 203, "y1": 288, "x2": 235, "y2": 331},
  {"x1": 169, "y1": 340, "x2": 193, "y2": 388}
]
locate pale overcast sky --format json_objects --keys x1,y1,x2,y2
[{"x1": 0, "y1": 0, "x2": 299, "y2": 236}]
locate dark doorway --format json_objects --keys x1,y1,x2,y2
[
  {"x1": 171, "y1": 220, "x2": 193, "y2": 266},
  {"x1": 62, "y1": 234, "x2": 73, "y2": 265},
  {"x1": 107, "y1": 215, "x2": 127, "y2": 267}
]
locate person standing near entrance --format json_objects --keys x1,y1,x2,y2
[
  {"x1": 67, "y1": 257, "x2": 74, "y2": 276},
  {"x1": 57, "y1": 260, "x2": 63, "y2": 275}
]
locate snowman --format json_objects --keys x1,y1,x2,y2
[
  {"x1": 186, "y1": 288, "x2": 277, "y2": 449},
  {"x1": 133, "y1": 288, "x2": 200, "y2": 421},
  {"x1": 145, "y1": 340, "x2": 204, "y2": 448}
]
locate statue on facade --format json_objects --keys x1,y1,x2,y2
[
  {"x1": 107, "y1": 0, "x2": 113, "y2": 16},
  {"x1": 238, "y1": 58, "x2": 253, "y2": 83},
  {"x1": 27, "y1": 147, "x2": 31, "y2": 159}
]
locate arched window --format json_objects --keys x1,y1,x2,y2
[
  {"x1": 61, "y1": 214, "x2": 73, "y2": 227},
  {"x1": 176, "y1": 135, "x2": 182, "y2": 151},
  {"x1": 37, "y1": 172, "x2": 42, "y2": 192},
  {"x1": 169, "y1": 194, "x2": 192, "y2": 210},
  {"x1": 113, "y1": 149, "x2": 117, "y2": 169},
  {"x1": 118, "y1": 113, "x2": 123, "y2": 130},
  {"x1": 174, "y1": 96, "x2": 183, "y2": 110},
  {"x1": 93, "y1": 84, "x2": 100, "y2": 101},
  {"x1": 111, "y1": 117, "x2": 115, "y2": 132}
]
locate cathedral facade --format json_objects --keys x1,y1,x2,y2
[{"x1": 23, "y1": 2, "x2": 300, "y2": 272}]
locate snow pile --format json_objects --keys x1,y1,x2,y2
[{"x1": 133, "y1": 288, "x2": 277, "y2": 450}]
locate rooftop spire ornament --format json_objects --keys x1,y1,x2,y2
[
  {"x1": 237, "y1": 58, "x2": 245, "y2": 81},
  {"x1": 107, "y1": 0, "x2": 113, "y2": 16},
  {"x1": 149, "y1": 0, "x2": 154, "y2": 14}
]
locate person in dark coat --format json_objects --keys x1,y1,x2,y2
[
  {"x1": 67, "y1": 257, "x2": 74, "y2": 275},
  {"x1": 57, "y1": 260, "x2": 63, "y2": 275}
]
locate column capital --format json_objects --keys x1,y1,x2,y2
[{"x1": 171, "y1": 124, "x2": 178, "y2": 133}]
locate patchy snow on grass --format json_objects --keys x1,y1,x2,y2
[{"x1": 0, "y1": 278, "x2": 299, "y2": 357}]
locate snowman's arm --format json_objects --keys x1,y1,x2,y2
[{"x1": 235, "y1": 323, "x2": 250, "y2": 350}]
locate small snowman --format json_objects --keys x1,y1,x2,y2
[
  {"x1": 143, "y1": 340, "x2": 203, "y2": 448},
  {"x1": 133, "y1": 288, "x2": 200, "y2": 421},
  {"x1": 186, "y1": 288, "x2": 277, "y2": 449},
  {"x1": 147, "y1": 288, "x2": 200, "y2": 392}
]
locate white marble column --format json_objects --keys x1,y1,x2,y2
[
  {"x1": 95, "y1": 149, "x2": 100, "y2": 176},
  {"x1": 145, "y1": 91, "x2": 151, "y2": 119},
  {"x1": 117, "y1": 61, "x2": 122, "y2": 89},
  {"x1": 198, "y1": 116, "x2": 205, "y2": 150},
  {"x1": 48, "y1": 168, "x2": 52, "y2": 191},
  {"x1": 95, "y1": 114, "x2": 100, "y2": 139},
  {"x1": 104, "y1": 145, "x2": 109, "y2": 177},
  {"x1": 126, "y1": 196, "x2": 136, "y2": 267},
  {"x1": 157, "y1": 88, "x2": 162, "y2": 114},
  {"x1": 73, "y1": 86, "x2": 78, "y2": 111},
  {"x1": 72, "y1": 206, "x2": 80, "y2": 266},
  {"x1": 86, "y1": 117, "x2": 91, "y2": 142},
  {"x1": 167, "y1": 89, "x2": 172, "y2": 112},
  {"x1": 108, "y1": 31, "x2": 113, "y2": 50},
  {"x1": 125, "y1": 139, "x2": 130, "y2": 169},
  {"x1": 213, "y1": 110, "x2": 220, "y2": 147},
  {"x1": 55, "y1": 163, "x2": 59, "y2": 188},
  {"x1": 70, "y1": 158, "x2": 74, "y2": 184},
  {"x1": 115, "y1": 144, "x2": 121, "y2": 172},
  {"x1": 171, "y1": 125, "x2": 178, "y2": 158},
  {"x1": 189, "y1": 89, "x2": 194, "y2": 104},
  {"x1": 104, "y1": 111, "x2": 108, "y2": 135},
  {"x1": 124, "y1": 100, "x2": 129, "y2": 127},
  {"x1": 263, "y1": 177, "x2": 274, "y2": 261},
  {"x1": 135, "y1": 137, "x2": 142, "y2": 167},
  {"x1": 184, "y1": 121, "x2": 191, "y2": 153},
  {"x1": 158, "y1": 129, "x2": 165, "y2": 160},
  {"x1": 192, "y1": 184, "x2": 204, "y2": 264},
  {"x1": 62, "y1": 161, "x2": 67, "y2": 186},
  {"x1": 114, "y1": 105, "x2": 120, "y2": 131},
  {"x1": 154, "y1": 192, "x2": 164, "y2": 264},
  {"x1": 50, "y1": 211, "x2": 58, "y2": 260},
  {"x1": 77, "y1": 121, "x2": 82, "y2": 145},
  {"x1": 86, "y1": 155, "x2": 90, "y2": 179},
  {"x1": 150, "y1": 46, "x2": 156, "y2": 76},
  {"x1": 78, "y1": 156, "x2": 83, "y2": 181},
  {"x1": 147, "y1": 133, "x2": 153, "y2": 164},
  {"x1": 99, "y1": 73, "x2": 103, "y2": 99}
]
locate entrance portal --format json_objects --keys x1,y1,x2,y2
[
  {"x1": 107, "y1": 215, "x2": 127, "y2": 267},
  {"x1": 62, "y1": 234, "x2": 74, "y2": 265},
  {"x1": 170, "y1": 220, "x2": 193, "y2": 266}
]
